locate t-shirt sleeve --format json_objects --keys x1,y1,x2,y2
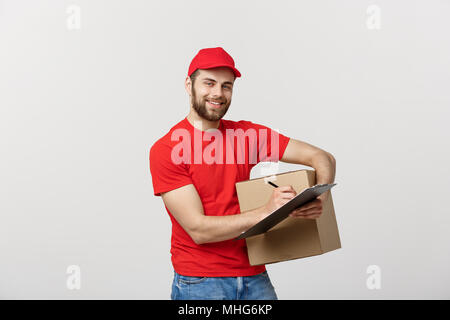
[
  {"x1": 246, "y1": 121, "x2": 291, "y2": 163},
  {"x1": 149, "y1": 141, "x2": 193, "y2": 197}
]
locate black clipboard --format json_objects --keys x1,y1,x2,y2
[{"x1": 235, "y1": 183, "x2": 337, "y2": 240}]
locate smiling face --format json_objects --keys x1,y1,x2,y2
[{"x1": 188, "y1": 67, "x2": 235, "y2": 122}]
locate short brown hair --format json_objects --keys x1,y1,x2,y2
[
  {"x1": 190, "y1": 68, "x2": 236, "y2": 87},
  {"x1": 189, "y1": 69, "x2": 201, "y2": 87}
]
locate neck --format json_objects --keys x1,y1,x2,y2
[{"x1": 186, "y1": 108, "x2": 221, "y2": 131}]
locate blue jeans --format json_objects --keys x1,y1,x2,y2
[{"x1": 171, "y1": 270, "x2": 278, "y2": 300}]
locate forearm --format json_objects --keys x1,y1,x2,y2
[{"x1": 193, "y1": 205, "x2": 268, "y2": 244}]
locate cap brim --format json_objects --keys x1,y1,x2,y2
[{"x1": 196, "y1": 63, "x2": 241, "y2": 78}]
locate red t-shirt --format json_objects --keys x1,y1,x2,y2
[{"x1": 149, "y1": 117, "x2": 290, "y2": 277}]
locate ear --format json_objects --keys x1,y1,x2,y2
[{"x1": 185, "y1": 76, "x2": 192, "y2": 97}]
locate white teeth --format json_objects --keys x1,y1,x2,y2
[{"x1": 209, "y1": 101, "x2": 220, "y2": 105}]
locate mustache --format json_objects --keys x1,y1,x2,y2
[{"x1": 204, "y1": 97, "x2": 227, "y2": 104}]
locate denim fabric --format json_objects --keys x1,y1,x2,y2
[{"x1": 171, "y1": 270, "x2": 278, "y2": 300}]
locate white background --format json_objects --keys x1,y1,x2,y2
[{"x1": 1, "y1": 0, "x2": 449, "y2": 299}]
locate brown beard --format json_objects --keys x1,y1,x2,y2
[{"x1": 191, "y1": 86, "x2": 230, "y2": 121}]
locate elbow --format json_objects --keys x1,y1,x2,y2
[
  {"x1": 327, "y1": 152, "x2": 336, "y2": 165},
  {"x1": 188, "y1": 221, "x2": 207, "y2": 245},
  {"x1": 191, "y1": 232, "x2": 206, "y2": 245},
  {"x1": 311, "y1": 151, "x2": 336, "y2": 168}
]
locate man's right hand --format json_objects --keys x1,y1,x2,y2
[{"x1": 264, "y1": 185, "x2": 297, "y2": 214}]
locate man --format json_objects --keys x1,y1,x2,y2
[{"x1": 149, "y1": 47, "x2": 336, "y2": 300}]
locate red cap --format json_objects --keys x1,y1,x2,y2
[{"x1": 188, "y1": 47, "x2": 241, "y2": 78}]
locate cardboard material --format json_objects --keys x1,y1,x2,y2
[{"x1": 235, "y1": 169, "x2": 341, "y2": 266}]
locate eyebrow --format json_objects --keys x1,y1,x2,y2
[{"x1": 202, "y1": 77, "x2": 234, "y2": 86}]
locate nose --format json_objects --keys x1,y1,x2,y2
[{"x1": 210, "y1": 84, "x2": 224, "y2": 99}]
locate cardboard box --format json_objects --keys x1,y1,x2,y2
[{"x1": 235, "y1": 169, "x2": 341, "y2": 266}]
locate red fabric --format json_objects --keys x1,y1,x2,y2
[
  {"x1": 188, "y1": 47, "x2": 241, "y2": 78},
  {"x1": 149, "y1": 117, "x2": 290, "y2": 277}
]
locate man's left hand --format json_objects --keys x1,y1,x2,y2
[{"x1": 289, "y1": 192, "x2": 327, "y2": 219}]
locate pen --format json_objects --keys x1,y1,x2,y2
[{"x1": 267, "y1": 181, "x2": 279, "y2": 188}]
